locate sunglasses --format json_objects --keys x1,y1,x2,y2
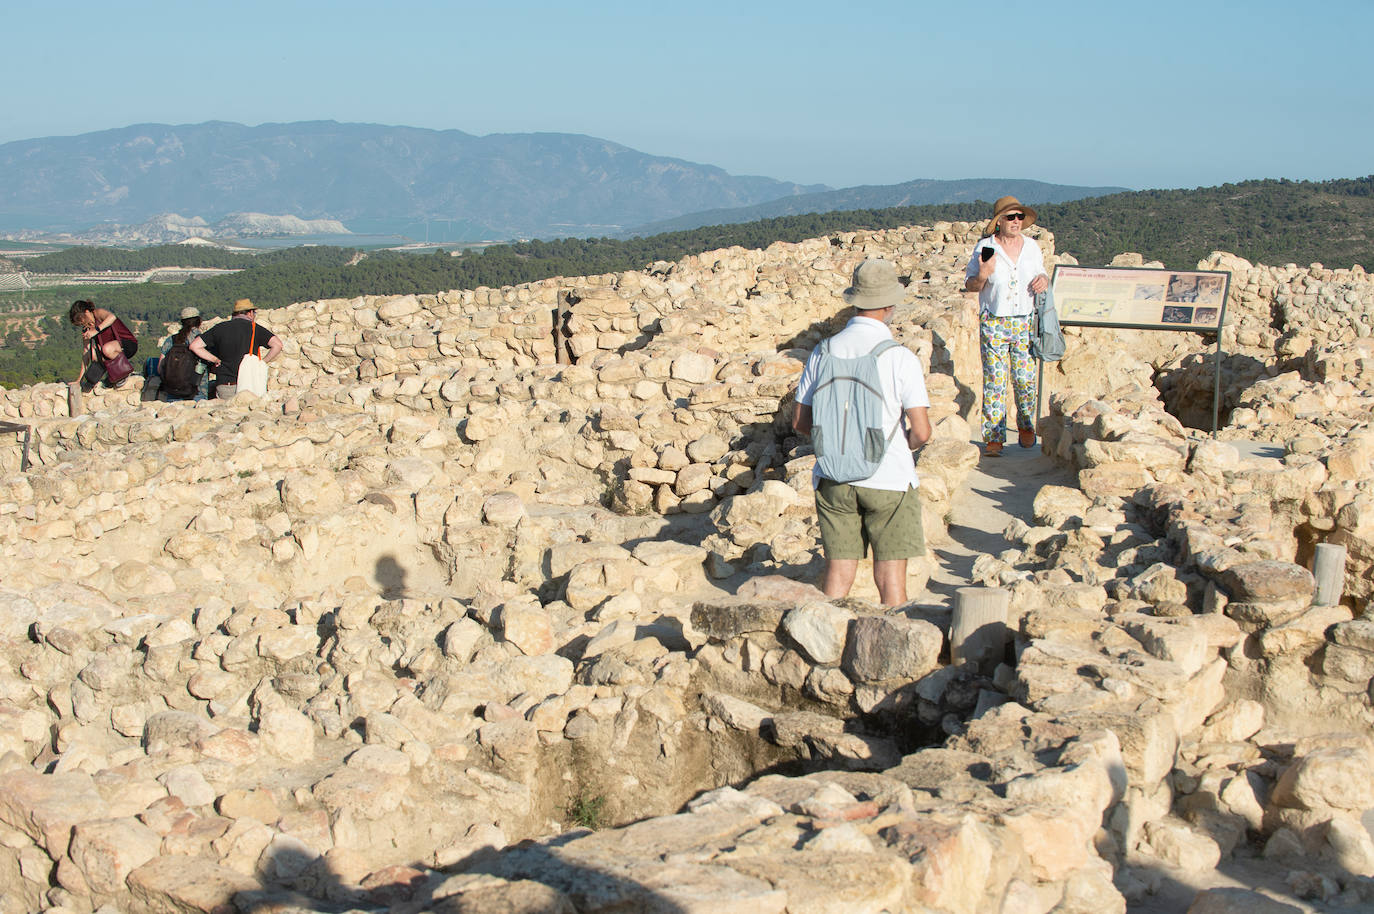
[{"x1": 1002, "y1": 213, "x2": 1025, "y2": 221}]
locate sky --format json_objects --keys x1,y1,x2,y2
[{"x1": 5, "y1": 0, "x2": 1370, "y2": 192}]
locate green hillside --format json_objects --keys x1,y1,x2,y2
[{"x1": 1036, "y1": 177, "x2": 1374, "y2": 269}]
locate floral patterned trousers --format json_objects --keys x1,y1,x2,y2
[{"x1": 979, "y1": 314, "x2": 1037, "y2": 444}]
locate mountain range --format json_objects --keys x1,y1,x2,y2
[{"x1": 0, "y1": 121, "x2": 1125, "y2": 242}]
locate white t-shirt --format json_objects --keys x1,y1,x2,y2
[
  {"x1": 966, "y1": 235, "x2": 1047, "y2": 318},
  {"x1": 796, "y1": 315, "x2": 930, "y2": 491}
]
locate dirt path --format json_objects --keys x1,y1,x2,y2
[{"x1": 920, "y1": 440, "x2": 1076, "y2": 601}]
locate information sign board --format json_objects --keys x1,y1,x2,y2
[{"x1": 1051, "y1": 265, "x2": 1230, "y2": 332}]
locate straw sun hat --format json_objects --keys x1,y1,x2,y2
[{"x1": 985, "y1": 196, "x2": 1039, "y2": 236}]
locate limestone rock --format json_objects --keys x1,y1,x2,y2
[
  {"x1": 483, "y1": 492, "x2": 526, "y2": 526},
  {"x1": 1325, "y1": 813, "x2": 1374, "y2": 876},
  {"x1": 496, "y1": 602, "x2": 555, "y2": 657},
  {"x1": 158, "y1": 765, "x2": 216, "y2": 808},
  {"x1": 686, "y1": 434, "x2": 728, "y2": 463},
  {"x1": 258, "y1": 707, "x2": 316, "y2": 763},
  {"x1": 1142, "y1": 817, "x2": 1222, "y2": 871},
  {"x1": 0, "y1": 769, "x2": 109, "y2": 855},
  {"x1": 1272, "y1": 747, "x2": 1374, "y2": 811},
  {"x1": 841, "y1": 616, "x2": 942, "y2": 683},
  {"x1": 127, "y1": 855, "x2": 258, "y2": 913},
  {"x1": 691, "y1": 600, "x2": 787, "y2": 641},
  {"x1": 1217, "y1": 561, "x2": 1314, "y2": 603},
  {"x1": 781, "y1": 602, "x2": 854, "y2": 665},
  {"x1": 281, "y1": 467, "x2": 346, "y2": 517},
  {"x1": 1199, "y1": 700, "x2": 1265, "y2": 744},
  {"x1": 68, "y1": 817, "x2": 163, "y2": 895}
]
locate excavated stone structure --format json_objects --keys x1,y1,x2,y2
[{"x1": 0, "y1": 225, "x2": 1372, "y2": 912}]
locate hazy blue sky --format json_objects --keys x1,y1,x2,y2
[{"x1": 6, "y1": 0, "x2": 1367, "y2": 191}]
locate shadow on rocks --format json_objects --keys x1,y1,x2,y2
[
  {"x1": 234, "y1": 831, "x2": 693, "y2": 913},
  {"x1": 1120, "y1": 848, "x2": 1374, "y2": 913}
]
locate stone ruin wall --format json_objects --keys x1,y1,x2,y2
[{"x1": 0, "y1": 225, "x2": 1371, "y2": 911}]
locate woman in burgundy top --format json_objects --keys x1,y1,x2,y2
[{"x1": 70, "y1": 299, "x2": 138, "y2": 389}]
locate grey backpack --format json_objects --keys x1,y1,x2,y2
[{"x1": 808, "y1": 338, "x2": 902, "y2": 483}]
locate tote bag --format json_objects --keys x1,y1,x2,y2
[{"x1": 236, "y1": 322, "x2": 269, "y2": 396}]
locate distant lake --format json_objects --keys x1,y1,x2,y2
[
  {"x1": 346, "y1": 218, "x2": 509, "y2": 244},
  {"x1": 231, "y1": 233, "x2": 413, "y2": 251}
]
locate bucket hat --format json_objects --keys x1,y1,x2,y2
[
  {"x1": 232, "y1": 298, "x2": 256, "y2": 314},
  {"x1": 842, "y1": 258, "x2": 906, "y2": 310},
  {"x1": 985, "y1": 196, "x2": 1039, "y2": 235},
  {"x1": 179, "y1": 307, "x2": 200, "y2": 321}
]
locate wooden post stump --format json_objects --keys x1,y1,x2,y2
[
  {"x1": 1313, "y1": 543, "x2": 1347, "y2": 607},
  {"x1": 951, "y1": 586, "x2": 1010, "y2": 671}
]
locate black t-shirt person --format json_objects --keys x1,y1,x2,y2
[{"x1": 199, "y1": 319, "x2": 280, "y2": 385}]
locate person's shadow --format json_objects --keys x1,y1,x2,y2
[
  {"x1": 375, "y1": 555, "x2": 408, "y2": 599},
  {"x1": 236, "y1": 833, "x2": 690, "y2": 913}
]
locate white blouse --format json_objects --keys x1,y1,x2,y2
[{"x1": 965, "y1": 235, "x2": 1047, "y2": 318}]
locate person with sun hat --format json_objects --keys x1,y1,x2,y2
[{"x1": 964, "y1": 196, "x2": 1050, "y2": 457}]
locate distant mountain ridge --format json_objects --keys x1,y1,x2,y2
[
  {"x1": 0, "y1": 121, "x2": 829, "y2": 240},
  {"x1": 626, "y1": 177, "x2": 1130, "y2": 235}
]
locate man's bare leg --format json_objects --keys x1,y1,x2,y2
[
  {"x1": 822, "y1": 559, "x2": 859, "y2": 599},
  {"x1": 873, "y1": 558, "x2": 908, "y2": 606}
]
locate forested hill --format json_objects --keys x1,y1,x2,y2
[
  {"x1": 1034, "y1": 177, "x2": 1374, "y2": 269},
  {"x1": 617, "y1": 176, "x2": 1374, "y2": 271},
  {"x1": 2, "y1": 176, "x2": 1370, "y2": 387}
]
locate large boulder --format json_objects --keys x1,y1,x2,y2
[{"x1": 841, "y1": 616, "x2": 942, "y2": 683}]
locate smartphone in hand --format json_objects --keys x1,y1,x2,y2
[{"x1": 980, "y1": 247, "x2": 995, "y2": 263}]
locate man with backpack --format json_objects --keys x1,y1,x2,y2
[{"x1": 792, "y1": 258, "x2": 932, "y2": 606}]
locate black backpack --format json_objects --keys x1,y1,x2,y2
[{"x1": 160, "y1": 338, "x2": 200, "y2": 398}]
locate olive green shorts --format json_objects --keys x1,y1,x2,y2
[{"x1": 815, "y1": 480, "x2": 926, "y2": 561}]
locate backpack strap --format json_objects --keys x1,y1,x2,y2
[
  {"x1": 867, "y1": 339, "x2": 901, "y2": 358},
  {"x1": 249, "y1": 320, "x2": 258, "y2": 355},
  {"x1": 867, "y1": 339, "x2": 906, "y2": 449}
]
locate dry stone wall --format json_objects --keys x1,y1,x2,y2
[{"x1": 1, "y1": 224, "x2": 1373, "y2": 912}]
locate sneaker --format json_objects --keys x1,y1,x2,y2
[
  {"x1": 984, "y1": 441, "x2": 1003, "y2": 457},
  {"x1": 1018, "y1": 428, "x2": 1036, "y2": 449}
]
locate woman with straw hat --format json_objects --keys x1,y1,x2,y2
[{"x1": 963, "y1": 196, "x2": 1049, "y2": 457}]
